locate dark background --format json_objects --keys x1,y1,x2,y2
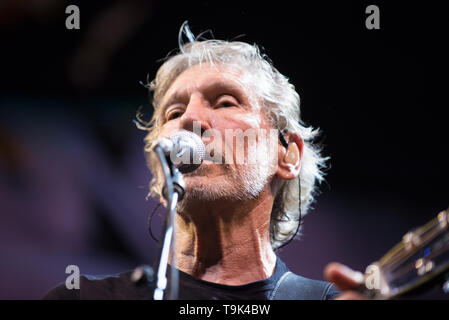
[{"x1": 0, "y1": 1, "x2": 447, "y2": 299}]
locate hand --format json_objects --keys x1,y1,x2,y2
[{"x1": 324, "y1": 262, "x2": 367, "y2": 300}]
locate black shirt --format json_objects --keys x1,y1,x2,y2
[{"x1": 43, "y1": 257, "x2": 339, "y2": 300}]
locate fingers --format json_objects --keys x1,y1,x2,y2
[{"x1": 324, "y1": 262, "x2": 364, "y2": 291}]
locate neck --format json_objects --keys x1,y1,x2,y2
[{"x1": 172, "y1": 188, "x2": 277, "y2": 285}]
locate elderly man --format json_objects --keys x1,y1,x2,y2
[{"x1": 44, "y1": 26, "x2": 365, "y2": 300}]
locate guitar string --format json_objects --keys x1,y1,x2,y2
[
  {"x1": 382, "y1": 241, "x2": 449, "y2": 291},
  {"x1": 379, "y1": 215, "x2": 447, "y2": 269}
]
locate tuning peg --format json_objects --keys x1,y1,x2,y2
[
  {"x1": 437, "y1": 210, "x2": 448, "y2": 228},
  {"x1": 403, "y1": 231, "x2": 421, "y2": 250}
]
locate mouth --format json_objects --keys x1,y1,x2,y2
[
  {"x1": 183, "y1": 158, "x2": 228, "y2": 178},
  {"x1": 201, "y1": 159, "x2": 224, "y2": 167},
  {"x1": 203, "y1": 148, "x2": 225, "y2": 164}
]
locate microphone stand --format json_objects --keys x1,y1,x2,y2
[{"x1": 152, "y1": 144, "x2": 185, "y2": 300}]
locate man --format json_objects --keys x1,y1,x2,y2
[{"x1": 44, "y1": 25, "x2": 365, "y2": 300}]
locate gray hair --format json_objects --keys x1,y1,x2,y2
[{"x1": 138, "y1": 24, "x2": 328, "y2": 250}]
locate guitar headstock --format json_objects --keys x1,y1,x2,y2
[{"x1": 359, "y1": 208, "x2": 449, "y2": 299}]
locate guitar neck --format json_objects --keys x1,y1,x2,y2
[{"x1": 358, "y1": 208, "x2": 449, "y2": 299}]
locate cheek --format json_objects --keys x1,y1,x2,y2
[
  {"x1": 212, "y1": 112, "x2": 263, "y2": 132},
  {"x1": 158, "y1": 121, "x2": 180, "y2": 138},
  {"x1": 241, "y1": 114, "x2": 262, "y2": 129},
  {"x1": 210, "y1": 113, "x2": 274, "y2": 164}
]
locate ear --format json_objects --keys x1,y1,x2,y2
[{"x1": 276, "y1": 132, "x2": 304, "y2": 181}]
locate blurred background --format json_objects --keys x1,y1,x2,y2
[{"x1": 0, "y1": 1, "x2": 447, "y2": 299}]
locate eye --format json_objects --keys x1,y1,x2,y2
[
  {"x1": 168, "y1": 112, "x2": 182, "y2": 120},
  {"x1": 219, "y1": 101, "x2": 234, "y2": 108},
  {"x1": 165, "y1": 106, "x2": 185, "y2": 121},
  {"x1": 215, "y1": 95, "x2": 238, "y2": 108}
]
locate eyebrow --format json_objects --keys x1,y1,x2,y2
[{"x1": 160, "y1": 92, "x2": 186, "y2": 111}]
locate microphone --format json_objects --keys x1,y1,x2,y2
[
  {"x1": 154, "y1": 130, "x2": 206, "y2": 174},
  {"x1": 151, "y1": 130, "x2": 206, "y2": 301}
]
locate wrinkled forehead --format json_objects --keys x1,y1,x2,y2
[{"x1": 159, "y1": 63, "x2": 260, "y2": 111}]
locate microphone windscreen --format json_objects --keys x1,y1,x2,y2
[{"x1": 169, "y1": 130, "x2": 205, "y2": 173}]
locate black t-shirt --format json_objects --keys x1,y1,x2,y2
[
  {"x1": 44, "y1": 257, "x2": 338, "y2": 300},
  {"x1": 174, "y1": 257, "x2": 289, "y2": 300}
]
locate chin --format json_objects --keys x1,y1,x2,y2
[
  {"x1": 179, "y1": 162, "x2": 269, "y2": 204},
  {"x1": 185, "y1": 175, "x2": 229, "y2": 192}
]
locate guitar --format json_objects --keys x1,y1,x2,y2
[{"x1": 358, "y1": 207, "x2": 449, "y2": 299}]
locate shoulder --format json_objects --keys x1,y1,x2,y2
[
  {"x1": 43, "y1": 266, "x2": 154, "y2": 300},
  {"x1": 270, "y1": 271, "x2": 340, "y2": 300}
]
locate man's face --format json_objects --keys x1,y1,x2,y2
[{"x1": 149, "y1": 63, "x2": 279, "y2": 204}]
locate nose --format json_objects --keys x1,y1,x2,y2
[{"x1": 179, "y1": 94, "x2": 212, "y2": 135}]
